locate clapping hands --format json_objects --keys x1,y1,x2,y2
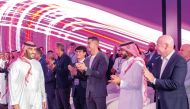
[
  {"x1": 68, "y1": 65, "x2": 77, "y2": 76},
  {"x1": 109, "y1": 75, "x2": 121, "y2": 85}
]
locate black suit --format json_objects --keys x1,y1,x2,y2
[
  {"x1": 151, "y1": 52, "x2": 189, "y2": 109},
  {"x1": 72, "y1": 69, "x2": 87, "y2": 109},
  {"x1": 39, "y1": 57, "x2": 56, "y2": 109},
  {"x1": 54, "y1": 54, "x2": 72, "y2": 109},
  {"x1": 84, "y1": 52, "x2": 108, "y2": 109},
  {"x1": 45, "y1": 69, "x2": 56, "y2": 109},
  {"x1": 145, "y1": 51, "x2": 160, "y2": 72}
]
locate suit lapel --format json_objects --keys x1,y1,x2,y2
[
  {"x1": 155, "y1": 58, "x2": 162, "y2": 78},
  {"x1": 161, "y1": 52, "x2": 177, "y2": 79},
  {"x1": 84, "y1": 57, "x2": 90, "y2": 68}
]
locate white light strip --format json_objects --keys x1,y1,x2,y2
[
  {"x1": 16, "y1": 2, "x2": 40, "y2": 51},
  {"x1": 1, "y1": 16, "x2": 114, "y2": 49},
  {"x1": 35, "y1": 8, "x2": 60, "y2": 30},
  {"x1": 182, "y1": 29, "x2": 190, "y2": 44},
  {"x1": 0, "y1": 0, "x2": 17, "y2": 52},
  {"x1": 0, "y1": 23, "x2": 113, "y2": 50}
]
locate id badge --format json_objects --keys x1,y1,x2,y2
[{"x1": 74, "y1": 79, "x2": 79, "y2": 85}]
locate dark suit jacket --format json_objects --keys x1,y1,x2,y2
[
  {"x1": 151, "y1": 52, "x2": 189, "y2": 109},
  {"x1": 45, "y1": 69, "x2": 56, "y2": 91},
  {"x1": 145, "y1": 51, "x2": 160, "y2": 72},
  {"x1": 54, "y1": 54, "x2": 72, "y2": 89},
  {"x1": 71, "y1": 70, "x2": 87, "y2": 98},
  {"x1": 39, "y1": 57, "x2": 48, "y2": 76},
  {"x1": 84, "y1": 52, "x2": 108, "y2": 98}
]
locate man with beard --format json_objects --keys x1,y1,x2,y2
[
  {"x1": 8, "y1": 41, "x2": 46, "y2": 109},
  {"x1": 109, "y1": 42, "x2": 147, "y2": 109},
  {"x1": 111, "y1": 47, "x2": 126, "y2": 75},
  {"x1": 144, "y1": 42, "x2": 160, "y2": 71}
]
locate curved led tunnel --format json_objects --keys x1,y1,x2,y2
[{"x1": 0, "y1": 0, "x2": 189, "y2": 52}]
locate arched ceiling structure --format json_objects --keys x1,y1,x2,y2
[{"x1": 0, "y1": 0, "x2": 189, "y2": 52}]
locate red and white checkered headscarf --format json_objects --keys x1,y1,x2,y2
[
  {"x1": 120, "y1": 42, "x2": 140, "y2": 57},
  {"x1": 120, "y1": 42, "x2": 149, "y2": 106},
  {"x1": 20, "y1": 41, "x2": 36, "y2": 84}
]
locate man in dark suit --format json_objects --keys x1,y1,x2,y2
[
  {"x1": 76, "y1": 37, "x2": 108, "y2": 109},
  {"x1": 68, "y1": 46, "x2": 88, "y2": 109},
  {"x1": 144, "y1": 42, "x2": 160, "y2": 71},
  {"x1": 53, "y1": 43, "x2": 72, "y2": 109},
  {"x1": 46, "y1": 52, "x2": 56, "y2": 109},
  {"x1": 144, "y1": 35, "x2": 189, "y2": 109}
]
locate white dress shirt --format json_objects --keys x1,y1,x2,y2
[
  {"x1": 89, "y1": 55, "x2": 96, "y2": 69},
  {"x1": 153, "y1": 50, "x2": 175, "y2": 84},
  {"x1": 159, "y1": 50, "x2": 175, "y2": 78}
]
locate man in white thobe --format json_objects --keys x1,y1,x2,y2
[
  {"x1": 109, "y1": 42, "x2": 147, "y2": 109},
  {"x1": 8, "y1": 41, "x2": 46, "y2": 109}
]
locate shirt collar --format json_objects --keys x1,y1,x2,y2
[
  {"x1": 78, "y1": 58, "x2": 85, "y2": 63},
  {"x1": 161, "y1": 50, "x2": 175, "y2": 60},
  {"x1": 127, "y1": 56, "x2": 135, "y2": 62}
]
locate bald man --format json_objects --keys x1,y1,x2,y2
[
  {"x1": 144, "y1": 35, "x2": 189, "y2": 109},
  {"x1": 179, "y1": 44, "x2": 190, "y2": 108}
]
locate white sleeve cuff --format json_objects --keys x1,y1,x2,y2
[
  {"x1": 120, "y1": 80, "x2": 127, "y2": 88},
  {"x1": 153, "y1": 78, "x2": 156, "y2": 85}
]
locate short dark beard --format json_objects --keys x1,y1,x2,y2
[
  {"x1": 122, "y1": 54, "x2": 128, "y2": 59},
  {"x1": 24, "y1": 51, "x2": 33, "y2": 60}
]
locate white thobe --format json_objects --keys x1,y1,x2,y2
[
  {"x1": 118, "y1": 57, "x2": 144, "y2": 109},
  {"x1": 8, "y1": 58, "x2": 46, "y2": 109}
]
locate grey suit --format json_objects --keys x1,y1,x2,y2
[
  {"x1": 84, "y1": 52, "x2": 108, "y2": 109},
  {"x1": 185, "y1": 60, "x2": 190, "y2": 108}
]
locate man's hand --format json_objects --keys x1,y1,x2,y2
[
  {"x1": 42, "y1": 102, "x2": 47, "y2": 109},
  {"x1": 49, "y1": 63, "x2": 56, "y2": 71},
  {"x1": 143, "y1": 67, "x2": 155, "y2": 83},
  {"x1": 109, "y1": 75, "x2": 121, "y2": 85},
  {"x1": 76, "y1": 63, "x2": 87, "y2": 72},
  {"x1": 111, "y1": 68, "x2": 116, "y2": 74},
  {"x1": 12, "y1": 104, "x2": 20, "y2": 109},
  {"x1": 68, "y1": 65, "x2": 77, "y2": 76}
]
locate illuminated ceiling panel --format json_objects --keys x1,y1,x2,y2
[{"x1": 0, "y1": 0, "x2": 189, "y2": 52}]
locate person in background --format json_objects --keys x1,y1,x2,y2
[
  {"x1": 106, "y1": 49, "x2": 114, "y2": 81},
  {"x1": 10, "y1": 50, "x2": 18, "y2": 62},
  {"x1": 47, "y1": 50, "x2": 54, "y2": 54},
  {"x1": 36, "y1": 47, "x2": 48, "y2": 76},
  {"x1": 54, "y1": 42, "x2": 72, "y2": 109},
  {"x1": 0, "y1": 52, "x2": 8, "y2": 106},
  {"x1": 39, "y1": 46, "x2": 46, "y2": 62},
  {"x1": 68, "y1": 46, "x2": 88, "y2": 109},
  {"x1": 67, "y1": 43, "x2": 77, "y2": 64},
  {"x1": 179, "y1": 44, "x2": 190, "y2": 108},
  {"x1": 144, "y1": 42, "x2": 160, "y2": 71},
  {"x1": 144, "y1": 35, "x2": 189, "y2": 109},
  {"x1": 46, "y1": 52, "x2": 56, "y2": 109},
  {"x1": 111, "y1": 46, "x2": 127, "y2": 75}
]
